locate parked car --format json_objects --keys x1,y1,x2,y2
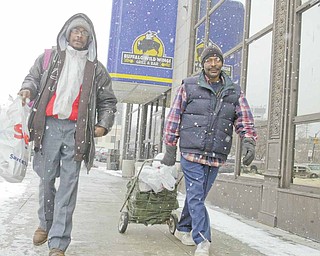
[
  {"x1": 220, "y1": 158, "x2": 265, "y2": 174},
  {"x1": 293, "y1": 163, "x2": 320, "y2": 178},
  {"x1": 95, "y1": 147, "x2": 108, "y2": 162}
]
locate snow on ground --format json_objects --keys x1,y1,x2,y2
[
  {"x1": 0, "y1": 181, "x2": 27, "y2": 203},
  {"x1": 176, "y1": 194, "x2": 320, "y2": 256},
  {"x1": 209, "y1": 208, "x2": 320, "y2": 256},
  {"x1": 1, "y1": 165, "x2": 320, "y2": 256},
  {"x1": 0, "y1": 176, "x2": 30, "y2": 248},
  {"x1": 79, "y1": 167, "x2": 320, "y2": 256},
  {"x1": 112, "y1": 166, "x2": 320, "y2": 256}
]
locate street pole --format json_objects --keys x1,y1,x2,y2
[{"x1": 311, "y1": 130, "x2": 320, "y2": 162}]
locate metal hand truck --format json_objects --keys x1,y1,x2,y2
[{"x1": 118, "y1": 159, "x2": 182, "y2": 234}]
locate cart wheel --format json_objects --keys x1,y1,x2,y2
[
  {"x1": 168, "y1": 213, "x2": 178, "y2": 234},
  {"x1": 118, "y1": 211, "x2": 129, "y2": 233}
]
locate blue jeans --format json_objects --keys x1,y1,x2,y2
[{"x1": 177, "y1": 156, "x2": 218, "y2": 244}]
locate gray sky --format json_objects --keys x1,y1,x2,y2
[{"x1": 1, "y1": 0, "x2": 112, "y2": 104}]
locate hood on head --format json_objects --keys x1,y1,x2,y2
[
  {"x1": 66, "y1": 17, "x2": 92, "y2": 39},
  {"x1": 57, "y1": 13, "x2": 97, "y2": 62}
]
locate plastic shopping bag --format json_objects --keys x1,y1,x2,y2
[
  {"x1": 139, "y1": 165, "x2": 177, "y2": 193},
  {"x1": 138, "y1": 153, "x2": 179, "y2": 193},
  {"x1": 0, "y1": 96, "x2": 30, "y2": 183}
]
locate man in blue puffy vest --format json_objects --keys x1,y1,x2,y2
[{"x1": 161, "y1": 44, "x2": 257, "y2": 256}]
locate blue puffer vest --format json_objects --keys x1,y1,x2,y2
[{"x1": 179, "y1": 71, "x2": 241, "y2": 161}]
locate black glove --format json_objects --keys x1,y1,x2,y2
[
  {"x1": 242, "y1": 137, "x2": 256, "y2": 166},
  {"x1": 161, "y1": 145, "x2": 177, "y2": 166}
]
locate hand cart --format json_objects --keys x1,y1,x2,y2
[{"x1": 118, "y1": 159, "x2": 182, "y2": 234}]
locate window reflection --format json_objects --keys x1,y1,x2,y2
[
  {"x1": 239, "y1": 123, "x2": 267, "y2": 178},
  {"x1": 208, "y1": 0, "x2": 245, "y2": 53},
  {"x1": 224, "y1": 49, "x2": 242, "y2": 85},
  {"x1": 193, "y1": 23, "x2": 206, "y2": 73},
  {"x1": 246, "y1": 32, "x2": 272, "y2": 116},
  {"x1": 249, "y1": 0, "x2": 273, "y2": 36},
  {"x1": 220, "y1": 51, "x2": 268, "y2": 178},
  {"x1": 220, "y1": 125, "x2": 267, "y2": 178},
  {"x1": 293, "y1": 123, "x2": 320, "y2": 187},
  {"x1": 210, "y1": 0, "x2": 220, "y2": 8},
  {"x1": 297, "y1": 5, "x2": 320, "y2": 116},
  {"x1": 300, "y1": 0, "x2": 312, "y2": 5},
  {"x1": 239, "y1": 32, "x2": 272, "y2": 178},
  {"x1": 219, "y1": 52, "x2": 241, "y2": 175},
  {"x1": 198, "y1": 0, "x2": 207, "y2": 21},
  {"x1": 219, "y1": 132, "x2": 237, "y2": 175}
]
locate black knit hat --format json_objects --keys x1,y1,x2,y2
[{"x1": 200, "y1": 44, "x2": 224, "y2": 67}]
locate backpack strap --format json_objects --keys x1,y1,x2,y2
[
  {"x1": 43, "y1": 48, "x2": 52, "y2": 70},
  {"x1": 28, "y1": 49, "x2": 53, "y2": 108}
]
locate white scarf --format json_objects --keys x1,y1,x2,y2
[{"x1": 53, "y1": 46, "x2": 88, "y2": 119}]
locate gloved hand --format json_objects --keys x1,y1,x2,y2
[
  {"x1": 161, "y1": 145, "x2": 177, "y2": 166},
  {"x1": 242, "y1": 137, "x2": 256, "y2": 166}
]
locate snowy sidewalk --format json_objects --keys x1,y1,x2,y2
[{"x1": 1, "y1": 161, "x2": 320, "y2": 256}]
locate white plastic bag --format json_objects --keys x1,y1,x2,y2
[
  {"x1": 138, "y1": 153, "x2": 178, "y2": 193},
  {"x1": 138, "y1": 165, "x2": 157, "y2": 192},
  {"x1": 139, "y1": 166, "x2": 176, "y2": 193},
  {"x1": 0, "y1": 96, "x2": 30, "y2": 183}
]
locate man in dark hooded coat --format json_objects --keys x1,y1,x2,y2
[{"x1": 19, "y1": 13, "x2": 117, "y2": 256}]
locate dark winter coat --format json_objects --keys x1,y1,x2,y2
[
  {"x1": 179, "y1": 71, "x2": 241, "y2": 161},
  {"x1": 20, "y1": 13, "x2": 117, "y2": 171}
]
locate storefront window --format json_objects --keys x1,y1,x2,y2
[
  {"x1": 245, "y1": 32, "x2": 272, "y2": 116},
  {"x1": 210, "y1": 0, "x2": 220, "y2": 8},
  {"x1": 293, "y1": 123, "x2": 320, "y2": 188},
  {"x1": 198, "y1": 0, "x2": 207, "y2": 21},
  {"x1": 239, "y1": 32, "x2": 272, "y2": 177},
  {"x1": 249, "y1": 0, "x2": 274, "y2": 36},
  {"x1": 208, "y1": 0, "x2": 245, "y2": 53},
  {"x1": 296, "y1": 5, "x2": 320, "y2": 116},
  {"x1": 193, "y1": 22, "x2": 206, "y2": 73},
  {"x1": 218, "y1": 132, "x2": 237, "y2": 175},
  {"x1": 300, "y1": 0, "x2": 313, "y2": 5},
  {"x1": 223, "y1": 49, "x2": 242, "y2": 85}
]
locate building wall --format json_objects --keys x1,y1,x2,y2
[
  {"x1": 172, "y1": 0, "x2": 320, "y2": 242},
  {"x1": 171, "y1": 0, "x2": 193, "y2": 93},
  {"x1": 277, "y1": 189, "x2": 320, "y2": 242},
  {"x1": 119, "y1": 0, "x2": 320, "y2": 241},
  {"x1": 209, "y1": 178, "x2": 263, "y2": 219}
]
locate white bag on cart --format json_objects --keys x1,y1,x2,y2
[
  {"x1": 0, "y1": 96, "x2": 30, "y2": 183},
  {"x1": 138, "y1": 153, "x2": 178, "y2": 193}
]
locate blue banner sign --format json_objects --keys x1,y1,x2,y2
[{"x1": 107, "y1": 0, "x2": 178, "y2": 87}]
